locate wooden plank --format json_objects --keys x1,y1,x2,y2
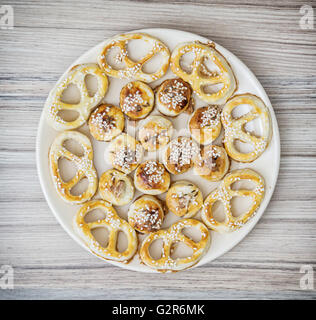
[
  {"x1": 1, "y1": 1, "x2": 315, "y2": 76},
  {"x1": 0, "y1": 220, "x2": 315, "y2": 290},
  {"x1": 0, "y1": 0, "x2": 315, "y2": 299},
  {"x1": 1, "y1": 28, "x2": 315, "y2": 76},
  {"x1": 1, "y1": 288, "x2": 315, "y2": 300}
]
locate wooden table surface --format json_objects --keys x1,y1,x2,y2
[{"x1": 0, "y1": 0, "x2": 315, "y2": 300}]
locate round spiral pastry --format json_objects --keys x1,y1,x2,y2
[
  {"x1": 128, "y1": 195, "x2": 165, "y2": 233},
  {"x1": 189, "y1": 105, "x2": 221, "y2": 145},
  {"x1": 138, "y1": 115, "x2": 173, "y2": 152},
  {"x1": 120, "y1": 81, "x2": 154, "y2": 120},
  {"x1": 156, "y1": 78, "x2": 192, "y2": 117},
  {"x1": 88, "y1": 104, "x2": 124, "y2": 141},
  {"x1": 166, "y1": 181, "x2": 203, "y2": 218},
  {"x1": 162, "y1": 136, "x2": 198, "y2": 175},
  {"x1": 106, "y1": 133, "x2": 143, "y2": 174},
  {"x1": 134, "y1": 160, "x2": 170, "y2": 195},
  {"x1": 193, "y1": 145, "x2": 230, "y2": 181},
  {"x1": 99, "y1": 169, "x2": 134, "y2": 206}
]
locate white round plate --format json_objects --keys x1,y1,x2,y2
[{"x1": 36, "y1": 28, "x2": 280, "y2": 272}]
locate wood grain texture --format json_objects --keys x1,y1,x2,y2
[{"x1": 0, "y1": 0, "x2": 315, "y2": 300}]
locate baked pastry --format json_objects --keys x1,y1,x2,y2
[
  {"x1": 134, "y1": 160, "x2": 170, "y2": 195},
  {"x1": 166, "y1": 181, "x2": 203, "y2": 218},
  {"x1": 98, "y1": 33, "x2": 170, "y2": 82},
  {"x1": 171, "y1": 42, "x2": 236, "y2": 104},
  {"x1": 221, "y1": 94, "x2": 272, "y2": 162},
  {"x1": 155, "y1": 78, "x2": 192, "y2": 117},
  {"x1": 138, "y1": 115, "x2": 173, "y2": 152},
  {"x1": 99, "y1": 169, "x2": 134, "y2": 206},
  {"x1": 120, "y1": 81, "x2": 154, "y2": 120},
  {"x1": 106, "y1": 133, "x2": 143, "y2": 174},
  {"x1": 140, "y1": 219, "x2": 210, "y2": 271},
  {"x1": 73, "y1": 200, "x2": 138, "y2": 262},
  {"x1": 201, "y1": 169, "x2": 265, "y2": 233},
  {"x1": 49, "y1": 131, "x2": 97, "y2": 204},
  {"x1": 189, "y1": 105, "x2": 221, "y2": 145},
  {"x1": 88, "y1": 104, "x2": 124, "y2": 141},
  {"x1": 128, "y1": 195, "x2": 165, "y2": 233},
  {"x1": 193, "y1": 145, "x2": 229, "y2": 181},
  {"x1": 162, "y1": 136, "x2": 198, "y2": 174},
  {"x1": 45, "y1": 63, "x2": 108, "y2": 131}
]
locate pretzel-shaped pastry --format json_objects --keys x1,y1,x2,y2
[
  {"x1": 140, "y1": 219, "x2": 210, "y2": 271},
  {"x1": 221, "y1": 94, "x2": 272, "y2": 162},
  {"x1": 49, "y1": 131, "x2": 98, "y2": 204},
  {"x1": 74, "y1": 200, "x2": 138, "y2": 262},
  {"x1": 171, "y1": 42, "x2": 236, "y2": 104},
  {"x1": 98, "y1": 33, "x2": 170, "y2": 82},
  {"x1": 201, "y1": 169, "x2": 265, "y2": 233},
  {"x1": 45, "y1": 63, "x2": 108, "y2": 131}
]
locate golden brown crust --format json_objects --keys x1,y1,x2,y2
[
  {"x1": 156, "y1": 78, "x2": 192, "y2": 117},
  {"x1": 73, "y1": 200, "x2": 138, "y2": 262},
  {"x1": 166, "y1": 181, "x2": 203, "y2": 218},
  {"x1": 88, "y1": 104, "x2": 124, "y2": 141},
  {"x1": 138, "y1": 116, "x2": 173, "y2": 152},
  {"x1": 221, "y1": 93, "x2": 272, "y2": 162},
  {"x1": 171, "y1": 42, "x2": 237, "y2": 104},
  {"x1": 140, "y1": 219, "x2": 211, "y2": 271},
  {"x1": 163, "y1": 136, "x2": 198, "y2": 175},
  {"x1": 193, "y1": 145, "x2": 230, "y2": 181},
  {"x1": 128, "y1": 195, "x2": 165, "y2": 233},
  {"x1": 49, "y1": 131, "x2": 98, "y2": 204},
  {"x1": 201, "y1": 169, "x2": 265, "y2": 233},
  {"x1": 98, "y1": 33, "x2": 170, "y2": 82},
  {"x1": 134, "y1": 160, "x2": 170, "y2": 195},
  {"x1": 45, "y1": 63, "x2": 108, "y2": 131},
  {"x1": 99, "y1": 169, "x2": 134, "y2": 206},
  {"x1": 107, "y1": 133, "x2": 143, "y2": 174},
  {"x1": 189, "y1": 105, "x2": 221, "y2": 145},
  {"x1": 120, "y1": 81, "x2": 154, "y2": 120}
]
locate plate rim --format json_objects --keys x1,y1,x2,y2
[{"x1": 36, "y1": 27, "x2": 281, "y2": 273}]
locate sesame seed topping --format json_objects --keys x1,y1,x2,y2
[
  {"x1": 168, "y1": 138, "x2": 198, "y2": 171},
  {"x1": 142, "y1": 160, "x2": 165, "y2": 184},
  {"x1": 200, "y1": 106, "x2": 220, "y2": 128},
  {"x1": 121, "y1": 89, "x2": 144, "y2": 113},
  {"x1": 159, "y1": 79, "x2": 189, "y2": 110}
]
